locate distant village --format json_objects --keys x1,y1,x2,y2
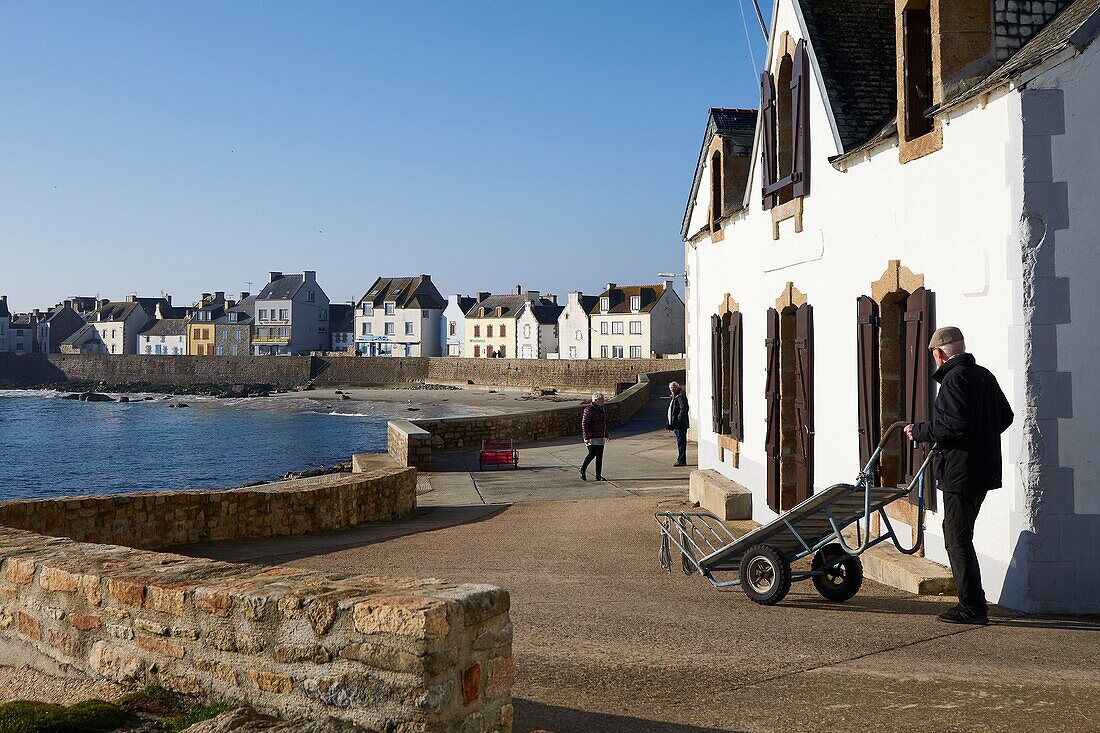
[{"x1": 0, "y1": 272, "x2": 685, "y2": 360}]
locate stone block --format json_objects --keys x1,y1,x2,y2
[
  {"x1": 89, "y1": 641, "x2": 145, "y2": 683},
  {"x1": 137, "y1": 633, "x2": 185, "y2": 659},
  {"x1": 194, "y1": 588, "x2": 232, "y2": 617},
  {"x1": 461, "y1": 662, "x2": 482, "y2": 706},
  {"x1": 689, "y1": 469, "x2": 752, "y2": 520},
  {"x1": 40, "y1": 566, "x2": 80, "y2": 592},
  {"x1": 108, "y1": 578, "x2": 146, "y2": 607},
  {"x1": 6, "y1": 557, "x2": 36, "y2": 585},
  {"x1": 17, "y1": 611, "x2": 42, "y2": 640},
  {"x1": 354, "y1": 597, "x2": 451, "y2": 641},
  {"x1": 485, "y1": 656, "x2": 514, "y2": 700},
  {"x1": 248, "y1": 668, "x2": 293, "y2": 694},
  {"x1": 69, "y1": 613, "x2": 102, "y2": 631},
  {"x1": 860, "y1": 542, "x2": 955, "y2": 596}
]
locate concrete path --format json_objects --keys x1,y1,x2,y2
[{"x1": 178, "y1": 397, "x2": 1100, "y2": 733}]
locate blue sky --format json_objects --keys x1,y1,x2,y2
[{"x1": 0, "y1": 1, "x2": 769, "y2": 310}]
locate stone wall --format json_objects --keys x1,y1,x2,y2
[
  {"x1": 0, "y1": 528, "x2": 513, "y2": 732},
  {"x1": 0, "y1": 352, "x2": 684, "y2": 394},
  {"x1": 0, "y1": 469, "x2": 416, "y2": 551},
  {"x1": 388, "y1": 422, "x2": 433, "y2": 473}
]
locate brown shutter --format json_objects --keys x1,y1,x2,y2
[
  {"x1": 901, "y1": 287, "x2": 936, "y2": 509},
  {"x1": 856, "y1": 296, "x2": 880, "y2": 472},
  {"x1": 728, "y1": 311, "x2": 744, "y2": 441},
  {"x1": 791, "y1": 39, "x2": 811, "y2": 198},
  {"x1": 760, "y1": 71, "x2": 778, "y2": 211},
  {"x1": 711, "y1": 314, "x2": 723, "y2": 434},
  {"x1": 903, "y1": 9, "x2": 934, "y2": 140},
  {"x1": 765, "y1": 308, "x2": 781, "y2": 511},
  {"x1": 793, "y1": 303, "x2": 814, "y2": 503}
]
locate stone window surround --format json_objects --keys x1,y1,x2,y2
[
  {"x1": 715, "y1": 292, "x2": 742, "y2": 468},
  {"x1": 769, "y1": 31, "x2": 806, "y2": 240}
]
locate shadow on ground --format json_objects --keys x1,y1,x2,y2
[{"x1": 514, "y1": 698, "x2": 742, "y2": 733}]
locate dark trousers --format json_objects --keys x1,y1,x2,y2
[
  {"x1": 581, "y1": 444, "x2": 604, "y2": 478},
  {"x1": 943, "y1": 490, "x2": 988, "y2": 612},
  {"x1": 673, "y1": 427, "x2": 687, "y2": 464}
]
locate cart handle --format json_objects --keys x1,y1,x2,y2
[{"x1": 859, "y1": 420, "x2": 907, "y2": 479}]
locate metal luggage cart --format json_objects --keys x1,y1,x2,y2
[{"x1": 656, "y1": 421, "x2": 935, "y2": 605}]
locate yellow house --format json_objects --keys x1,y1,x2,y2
[
  {"x1": 464, "y1": 288, "x2": 556, "y2": 358},
  {"x1": 187, "y1": 292, "x2": 226, "y2": 356}
]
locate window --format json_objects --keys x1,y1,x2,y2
[
  {"x1": 601, "y1": 297, "x2": 609, "y2": 312},
  {"x1": 760, "y1": 39, "x2": 810, "y2": 211},
  {"x1": 280, "y1": 327, "x2": 289, "y2": 337},
  {"x1": 600, "y1": 322, "x2": 609, "y2": 335},
  {"x1": 474, "y1": 345, "x2": 480, "y2": 358},
  {"x1": 500, "y1": 324, "x2": 506, "y2": 337},
  {"x1": 712, "y1": 311, "x2": 745, "y2": 442},
  {"x1": 235, "y1": 331, "x2": 242, "y2": 341},
  {"x1": 259, "y1": 309, "x2": 267, "y2": 319},
  {"x1": 487, "y1": 325, "x2": 494, "y2": 338},
  {"x1": 362, "y1": 304, "x2": 373, "y2": 316},
  {"x1": 612, "y1": 346, "x2": 624, "y2": 359},
  {"x1": 307, "y1": 291, "x2": 315, "y2": 302},
  {"x1": 216, "y1": 346, "x2": 223, "y2": 356},
  {"x1": 630, "y1": 296, "x2": 641, "y2": 311},
  {"x1": 612, "y1": 322, "x2": 624, "y2": 335},
  {"x1": 630, "y1": 346, "x2": 642, "y2": 358},
  {"x1": 279, "y1": 309, "x2": 289, "y2": 320},
  {"x1": 575, "y1": 330, "x2": 582, "y2": 341},
  {"x1": 449, "y1": 321, "x2": 456, "y2": 336},
  {"x1": 405, "y1": 322, "x2": 414, "y2": 335},
  {"x1": 498, "y1": 345, "x2": 506, "y2": 357},
  {"x1": 601, "y1": 345, "x2": 608, "y2": 358},
  {"x1": 145, "y1": 345, "x2": 151, "y2": 354},
  {"x1": 385, "y1": 322, "x2": 395, "y2": 336},
  {"x1": 422, "y1": 310, "x2": 429, "y2": 319},
  {"x1": 362, "y1": 323, "x2": 372, "y2": 336},
  {"x1": 473, "y1": 325, "x2": 480, "y2": 337},
  {"x1": 523, "y1": 324, "x2": 531, "y2": 339},
  {"x1": 319, "y1": 309, "x2": 326, "y2": 321},
  {"x1": 385, "y1": 302, "x2": 395, "y2": 316},
  {"x1": 903, "y1": 8, "x2": 934, "y2": 140},
  {"x1": 629, "y1": 321, "x2": 642, "y2": 335}
]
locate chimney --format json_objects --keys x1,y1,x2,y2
[
  {"x1": 0, "y1": 295, "x2": 6, "y2": 303},
  {"x1": 546, "y1": 293, "x2": 557, "y2": 305},
  {"x1": 568, "y1": 291, "x2": 581, "y2": 304},
  {"x1": 420, "y1": 274, "x2": 431, "y2": 282},
  {"x1": 215, "y1": 291, "x2": 225, "y2": 301},
  {"x1": 526, "y1": 290, "x2": 540, "y2": 303},
  {"x1": 64, "y1": 299, "x2": 74, "y2": 309},
  {"x1": 304, "y1": 270, "x2": 316, "y2": 282},
  {"x1": 269, "y1": 272, "x2": 283, "y2": 283},
  {"x1": 605, "y1": 282, "x2": 617, "y2": 292},
  {"x1": 664, "y1": 279, "x2": 674, "y2": 291},
  {"x1": 201, "y1": 293, "x2": 211, "y2": 302},
  {"x1": 126, "y1": 295, "x2": 137, "y2": 303},
  {"x1": 478, "y1": 291, "x2": 491, "y2": 302},
  {"x1": 99, "y1": 299, "x2": 109, "y2": 308},
  {"x1": 164, "y1": 294, "x2": 172, "y2": 305},
  {"x1": 239, "y1": 291, "x2": 250, "y2": 301},
  {"x1": 514, "y1": 285, "x2": 522, "y2": 295}
]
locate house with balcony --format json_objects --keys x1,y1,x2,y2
[
  {"x1": 354, "y1": 275, "x2": 445, "y2": 357},
  {"x1": 443, "y1": 293, "x2": 486, "y2": 357},
  {"x1": 516, "y1": 297, "x2": 563, "y2": 359},
  {"x1": 464, "y1": 287, "x2": 558, "y2": 358},
  {"x1": 589, "y1": 282, "x2": 685, "y2": 359},
  {"x1": 556, "y1": 291, "x2": 600, "y2": 359},
  {"x1": 253, "y1": 271, "x2": 330, "y2": 355}
]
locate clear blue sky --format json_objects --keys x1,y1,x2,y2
[{"x1": 0, "y1": 1, "x2": 769, "y2": 310}]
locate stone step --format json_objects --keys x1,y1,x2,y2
[
  {"x1": 688, "y1": 469, "x2": 752, "y2": 520},
  {"x1": 860, "y1": 541, "x2": 956, "y2": 596}
]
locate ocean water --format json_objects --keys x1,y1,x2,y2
[{"x1": 0, "y1": 390, "x2": 394, "y2": 500}]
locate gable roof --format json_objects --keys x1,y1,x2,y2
[
  {"x1": 681, "y1": 108, "x2": 758, "y2": 239},
  {"x1": 328, "y1": 303, "x2": 355, "y2": 332},
  {"x1": 936, "y1": 0, "x2": 1100, "y2": 114},
  {"x1": 447, "y1": 296, "x2": 479, "y2": 315},
  {"x1": 91, "y1": 301, "x2": 141, "y2": 323},
  {"x1": 523, "y1": 303, "x2": 565, "y2": 325},
  {"x1": 139, "y1": 318, "x2": 187, "y2": 337},
  {"x1": 62, "y1": 324, "x2": 100, "y2": 346},
  {"x1": 258, "y1": 274, "x2": 305, "y2": 301},
  {"x1": 466, "y1": 293, "x2": 556, "y2": 320},
  {"x1": 358, "y1": 276, "x2": 446, "y2": 311},
  {"x1": 589, "y1": 284, "x2": 670, "y2": 315}
]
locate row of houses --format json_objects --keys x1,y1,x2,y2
[{"x1": 1, "y1": 273, "x2": 685, "y2": 359}]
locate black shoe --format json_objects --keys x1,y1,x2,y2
[
  {"x1": 595, "y1": 476, "x2": 607, "y2": 482},
  {"x1": 580, "y1": 470, "x2": 587, "y2": 481},
  {"x1": 937, "y1": 605, "x2": 988, "y2": 625},
  {"x1": 673, "y1": 462, "x2": 687, "y2": 467}
]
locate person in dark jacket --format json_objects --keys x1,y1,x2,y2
[
  {"x1": 580, "y1": 392, "x2": 609, "y2": 481},
  {"x1": 667, "y1": 381, "x2": 689, "y2": 466},
  {"x1": 905, "y1": 326, "x2": 1013, "y2": 626}
]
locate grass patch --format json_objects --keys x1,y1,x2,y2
[
  {"x1": 0, "y1": 699, "x2": 131, "y2": 733},
  {"x1": 118, "y1": 685, "x2": 184, "y2": 718},
  {"x1": 160, "y1": 703, "x2": 237, "y2": 733}
]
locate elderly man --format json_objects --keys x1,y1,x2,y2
[
  {"x1": 905, "y1": 326, "x2": 1013, "y2": 626},
  {"x1": 667, "y1": 381, "x2": 689, "y2": 467}
]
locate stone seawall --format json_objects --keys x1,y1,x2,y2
[
  {"x1": 0, "y1": 469, "x2": 417, "y2": 551},
  {"x1": 0, "y1": 353, "x2": 683, "y2": 394},
  {"x1": 0, "y1": 528, "x2": 513, "y2": 731}
]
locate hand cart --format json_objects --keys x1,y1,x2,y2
[{"x1": 656, "y1": 421, "x2": 934, "y2": 605}]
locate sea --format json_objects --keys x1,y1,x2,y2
[{"x1": 0, "y1": 390, "x2": 404, "y2": 500}]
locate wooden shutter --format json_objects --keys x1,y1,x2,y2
[
  {"x1": 728, "y1": 311, "x2": 744, "y2": 441},
  {"x1": 765, "y1": 308, "x2": 781, "y2": 511},
  {"x1": 711, "y1": 314, "x2": 723, "y2": 434},
  {"x1": 856, "y1": 296, "x2": 880, "y2": 472},
  {"x1": 901, "y1": 287, "x2": 936, "y2": 509},
  {"x1": 793, "y1": 303, "x2": 814, "y2": 503},
  {"x1": 759, "y1": 71, "x2": 778, "y2": 211},
  {"x1": 791, "y1": 39, "x2": 811, "y2": 198},
  {"x1": 903, "y1": 9, "x2": 934, "y2": 140}
]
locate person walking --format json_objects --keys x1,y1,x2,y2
[
  {"x1": 580, "y1": 392, "x2": 609, "y2": 481},
  {"x1": 667, "y1": 381, "x2": 689, "y2": 467},
  {"x1": 905, "y1": 326, "x2": 1013, "y2": 626}
]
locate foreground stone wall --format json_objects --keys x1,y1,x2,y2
[
  {"x1": 0, "y1": 528, "x2": 513, "y2": 731},
  {"x1": 0, "y1": 469, "x2": 416, "y2": 551},
  {"x1": 0, "y1": 353, "x2": 684, "y2": 394}
]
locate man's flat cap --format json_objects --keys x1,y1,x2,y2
[{"x1": 928, "y1": 326, "x2": 964, "y2": 351}]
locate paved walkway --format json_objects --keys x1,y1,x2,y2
[{"x1": 180, "y1": 398, "x2": 1100, "y2": 733}]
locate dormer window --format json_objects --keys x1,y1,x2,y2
[
  {"x1": 630, "y1": 296, "x2": 641, "y2": 312},
  {"x1": 760, "y1": 36, "x2": 809, "y2": 234},
  {"x1": 601, "y1": 297, "x2": 610, "y2": 312},
  {"x1": 902, "y1": 7, "x2": 934, "y2": 140}
]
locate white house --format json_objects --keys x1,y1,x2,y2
[
  {"x1": 516, "y1": 298, "x2": 564, "y2": 359},
  {"x1": 556, "y1": 292, "x2": 599, "y2": 359},
  {"x1": 354, "y1": 275, "x2": 445, "y2": 357},
  {"x1": 139, "y1": 319, "x2": 187, "y2": 355},
  {"x1": 77, "y1": 296, "x2": 174, "y2": 354},
  {"x1": 253, "y1": 271, "x2": 330, "y2": 356},
  {"x1": 443, "y1": 294, "x2": 485, "y2": 357},
  {"x1": 682, "y1": 0, "x2": 1100, "y2": 613},
  {"x1": 590, "y1": 282, "x2": 685, "y2": 359}
]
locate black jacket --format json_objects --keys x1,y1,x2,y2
[
  {"x1": 668, "y1": 392, "x2": 689, "y2": 431},
  {"x1": 911, "y1": 353, "x2": 1013, "y2": 494}
]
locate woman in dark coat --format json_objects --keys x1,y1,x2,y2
[{"x1": 580, "y1": 392, "x2": 609, "y2": 481}]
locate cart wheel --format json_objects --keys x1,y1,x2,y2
[
  {"x1": 811, "y1": 544, "x2": 864, "y2": 602},
  {"x1": 739, "y1": 544, "x2": 791, "y2": 606}
]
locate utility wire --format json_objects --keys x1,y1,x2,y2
[{"x1": 737, "y1": 0, "x2": 759, "y2": 76}]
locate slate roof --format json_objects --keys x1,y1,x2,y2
[
  {"x1": 91, "y1": 301, "x2": 141, "y2": 323},
  {"x1": 328, "y1": 303, "x2": 355, "y2": 332},
  {"x1": 258, "y1": 274, "x2": 305, "y2": 301},
  {"x1": 589, "y1": 284, "x2": 669, "y2": 315},
  {"x1": 681, "y1": 108, "x2": 758, "y2": 239},
  {"x1": 358, "y1": 276, "x2": 446, "y2": 311},
  {"x1": 139, "y1": 318, "x2": 187, "y2": 337},
  {"x1": 525, "y1": 303, "x2": 565, "y2": 325},
  {"x1": 448, "y1": 296, "x2": 479, "y2": 315},
  {"x1": 796, "y1": 0, "x2": 896, "y2": 152},
  {"x1": 62, "y1": 324, "x2": 100, "y2": 346},
  {"x1": 466, "y1": 294, "x2": 557, "y2": 320},
  {"x1": 575, "y1": 295, "x2": 600, "y2": 313},
  {"x1": 936, "y1": 0, "x2": 1100, "y2": 113}
]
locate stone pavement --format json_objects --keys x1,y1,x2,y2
[{"x1": 179, "y1": 398, "x2": 1100, "y2": 733}]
